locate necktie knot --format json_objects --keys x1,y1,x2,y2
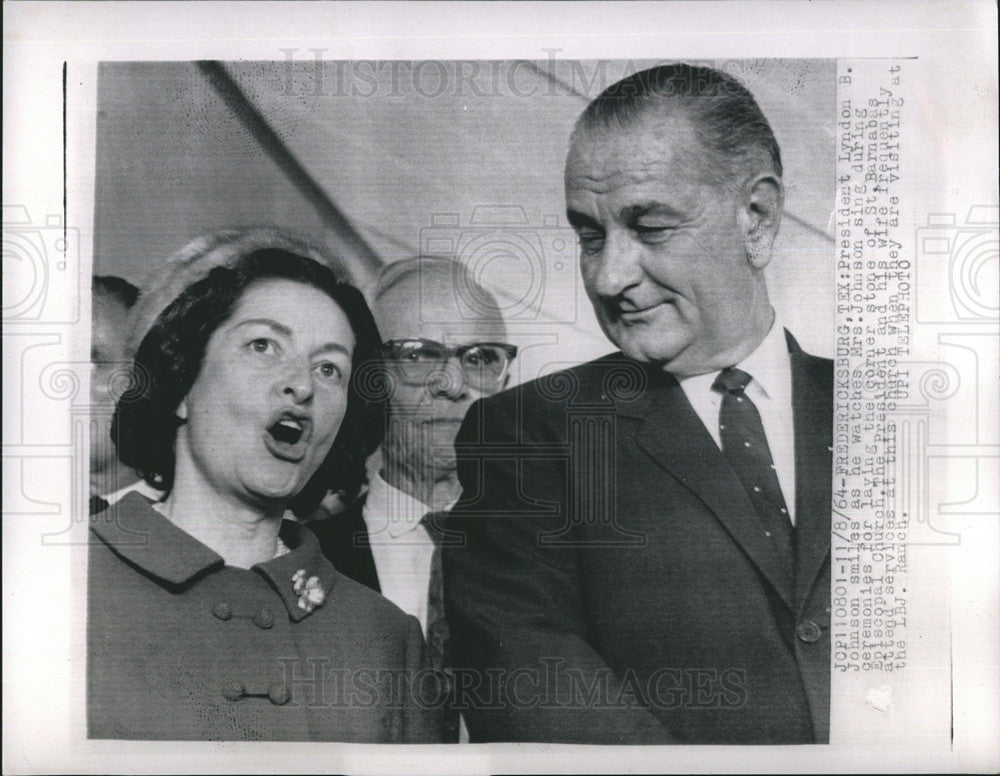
[
  {"x1": 420, "y1": 510, "x2": 447, "y2": 545},
  {"x1": 713, "y1": 366, "x2": 753, "y2": 395}
]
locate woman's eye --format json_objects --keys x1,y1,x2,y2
[
  {"x1": 247, "y1": 338, "x2": 281, "y2": 358},
  {"x1": 314, "y1": 361, "x2": 343, "y2": 381}
]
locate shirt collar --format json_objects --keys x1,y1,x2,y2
[
  {"x1": 364, "y1": 469, "x2": 433, "y2": 538},
  {"x1": 735, "y1": 314, "x2": 792, "y2": 401},
  {"x1": 103, "y1": 478, "x2": 163, "y2": 506},
  {"x1": 676, "y1": 313, "x2": 791, "y2": 399},
  {"x1": 91, "y1": 492, "x2": 335, "y2": 622}
]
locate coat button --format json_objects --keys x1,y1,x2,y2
[
  {"x1": 797, "y1": 620, "x2": 822, "y2": 643},
  {"x1": 268, "y1": 685, "x2": 291, "y2": 706},
  {"x1": 253, "y1": 608, "x2": 275, "y2": 629},
  {"x1": 212, "y1": 602, "x2": 233, "y2": 621},
  {"x1": 221, "y1": 680, "x2": 245, "y2": 701}
]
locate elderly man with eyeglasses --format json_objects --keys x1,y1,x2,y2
[{"x1": 306, "y1": 257, "x2": 515, "y2": 739}]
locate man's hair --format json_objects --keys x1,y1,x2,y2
[
  {"x1": 573, "y1": 63, "x2": 782, "y2": 190},
  {"x1": 372, "y1": 256, "x2": 505, "y2": 324},
  {"x1": 93, "y1": 275, "x2": 140, "y2": 310},
  {"x1": 112, "y1": 248, "x2": 384, "y2": 514}
]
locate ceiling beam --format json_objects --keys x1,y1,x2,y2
[{"x1": 195, "y1": 60, "x2": 384, "y2": 284}]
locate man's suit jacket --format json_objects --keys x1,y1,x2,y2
[
  {"x1": 307, "y1": 498, "x2": 380, "y2": 594},
  {"x1": 443, "y1": 333, "x2": 832, "y2": 744},
  {"x1": 307, "y1": 492, "x2": 464, "y2": 744}
]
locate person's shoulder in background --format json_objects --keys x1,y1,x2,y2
[{"x1": 457, "y1": 351, "x2": 663, "y2": 438}]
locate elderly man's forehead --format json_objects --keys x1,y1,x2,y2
[{"x1": 374, "y1": 264, "x2": 506, "y2": 341}]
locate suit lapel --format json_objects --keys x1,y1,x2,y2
[
  {"x1": 310, "y1": 498, "x2": 381, "y2": 593},
  {"x1": 628, "y1": 375, "x2": 796, "y2": 609},
  {"x1": 787, "y1": 333, "x2": 833, "y2": 609}
]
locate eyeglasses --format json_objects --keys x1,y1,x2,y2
[{"x1": 382, "y1": 338, "x2": 518, "y2": 392}]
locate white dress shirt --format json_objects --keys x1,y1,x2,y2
[
  {"x1": 104, "y1": 478, "x2": 163, "y2": 506},
  {"x1": 677, "y1": 318, "x2": 797, "y2": 524},
  {"x1": 363, "y1": 468, "x2": 471, "y2": 742},
  {"x1": 362, "y1": 470, "x2": 443, "y2": 637}
]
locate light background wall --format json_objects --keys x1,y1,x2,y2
[{"x1": 93, "y1": 58, "x2": 836, "y2": 383}]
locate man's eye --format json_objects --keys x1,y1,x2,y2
[
  {"x1": 635, "y1": 223, "x2": 675, "y2": 240},
  {"x1": 577, "y1": 232, "x2": 605, "y2": 253},
  {"x1": 402, "y1": 347, "x2": 440, "y2": 362},
  {"x1": 464, "y1": 349, "x2": 498, "y2": 366}
]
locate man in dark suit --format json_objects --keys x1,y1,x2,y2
[{"x1": 443, "y1": 63, "x2": 832, "y2": 744}]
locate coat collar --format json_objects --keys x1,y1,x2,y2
[
  {"x1": 623, "y1": 330, "x2": 831, "y2": 611},
  {"x1": 90, "y1": 492, "x2": 224, "y2": 585},
  {"x1": 262, "y1": 520, "x2": 338, "y2": 622},
  {"x1": 632, "y1": 374, "x2": 796, "y2": 608},
  {"x1": 91, "y1": 492, "x2": 335, "y2": 621},
  {"x1": 787, "y1": 332, "x2": 833, "y2": 609}
]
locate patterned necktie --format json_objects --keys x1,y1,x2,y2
[
  {"x1": 713, "y1": 367, "x2": 794, "y2": 581},
  {"x1": 420, "y1": 511, "x2": 449, "y2": 671},
  {"x1": 420, "y1": 510, "x2": 460, "y2": 741}
]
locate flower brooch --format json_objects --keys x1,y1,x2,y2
[{"x1": 291, "y1": 569, "x2": 326, "y2": 614}]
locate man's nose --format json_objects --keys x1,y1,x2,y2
[
  {"x1": 589, "y1": 232, "x2": 644, "y2": 298},
  {"x1": 279, "y1": 359, "x2": 314, "y2": 403},
  {"x1": 427, "y1": 357, "x2": 467, "y2": 400}
]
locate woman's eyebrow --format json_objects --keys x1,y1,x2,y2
[
  {"x1": 312, "y1": 342, "x2": 352, "y2": 358},
  {"x1": 231, "y1": 318, "x2": 292, "y2": 337},
  {"x1": 231, "y1": 318, "x2": 351, "y2": 357}
]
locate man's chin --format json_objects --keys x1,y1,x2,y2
[
  {"x1": 615, "y1": 333, "x2": 687, "y2": 366},
  {"x1": 426, "y1": 455, "x2": 458, "y2": 479},
  {"x1": 599, "y1": 317, "x2": 679, "y2": 361}
]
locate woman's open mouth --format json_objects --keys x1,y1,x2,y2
[{"x1": 264, "y1": 411, "x2": 313, "y2": 462}]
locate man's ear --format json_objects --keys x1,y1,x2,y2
[{"x1": 738, "y1": 174, "x2": 784, "y2": 270}]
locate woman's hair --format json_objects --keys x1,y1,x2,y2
[
  {"x1": 125, "y1": 226, "x2": 354, "y2": 358},
  {"x1": 112, "y1": 248, "x2": 383, "y2": 514}
]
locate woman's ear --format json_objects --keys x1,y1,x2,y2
[
  {"x1": 738, "y1": 174, "x2": 784, "y2": 270},
  {"x1": 175, "y1": 399, "x2": 188, "y2": 421}
]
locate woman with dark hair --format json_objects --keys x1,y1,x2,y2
[{"x1": 88, "y1": 249, "x2": 443, "y2": 741}]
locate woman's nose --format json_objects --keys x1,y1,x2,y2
[{"x1": 280, "y1": 360, "x2": 314, "y2": 403}]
